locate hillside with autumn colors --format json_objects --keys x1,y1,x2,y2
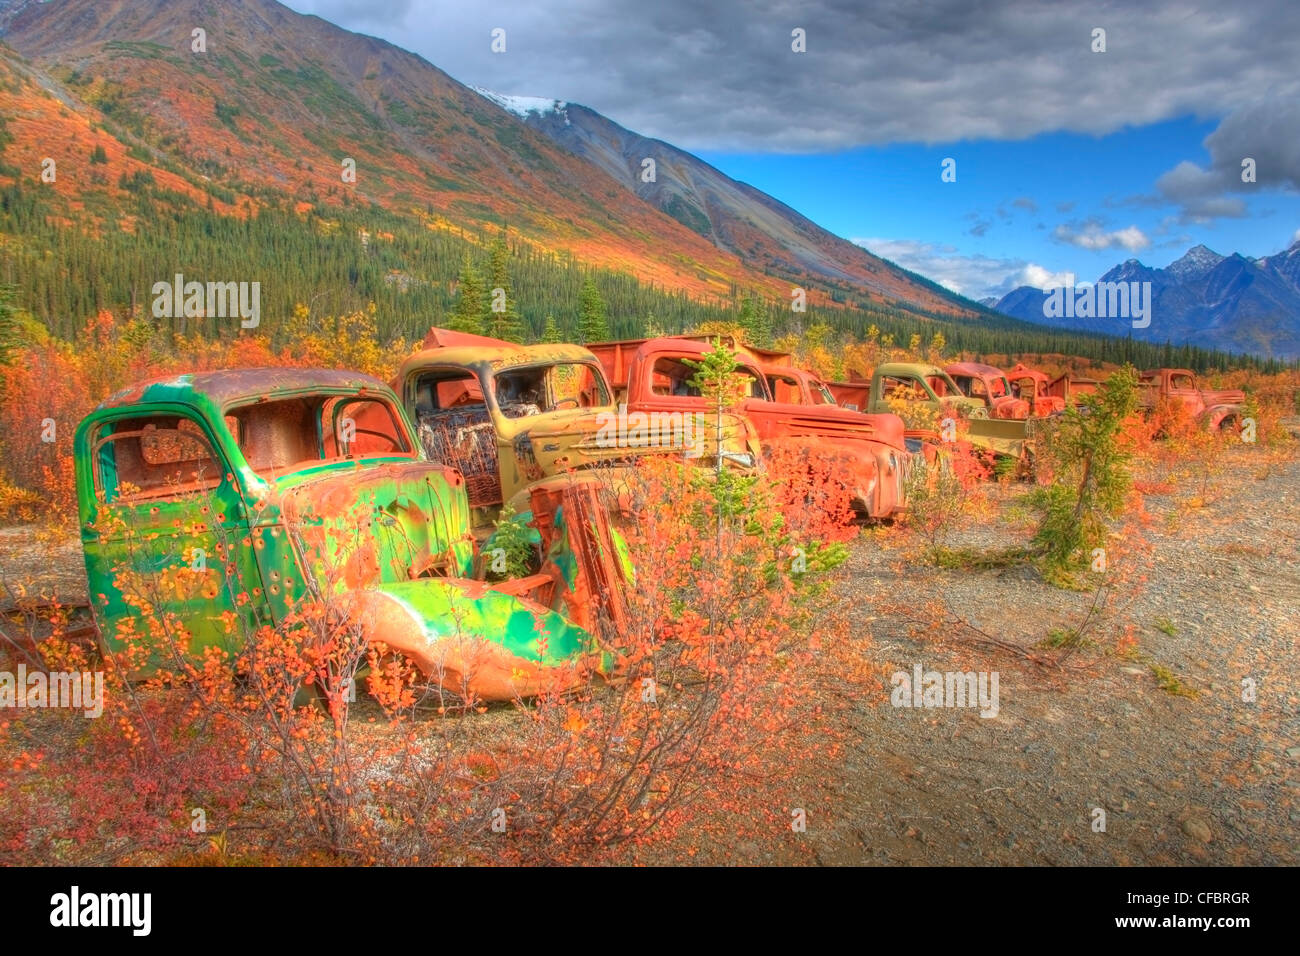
[{"x1": 0, "y1": 0, "x2": 987, "y2": 326}]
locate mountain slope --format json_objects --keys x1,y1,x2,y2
[
  {"x1": 0, "y1": 0, "x2": 981, "y2": 324},
  {"x1": 0, "y1": 0, "x2": 771, "y2": 302},
  {"x1": 993, "y1": 243, "x2": 1300, "y2": 359},
  {"x1": 474, "y1": 88, "x2": 965, "y2": 315}
]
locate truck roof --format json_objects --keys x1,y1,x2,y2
[
  {"x1": 946, "y1": 362, "x2": 1007, "y2": 378},
  {"x1": 397, "y1": 342, "x2": 605, "y2": 380},
  {"x1": 587, "y1": 334, "x2": 791, "y2": 364},
  {"x1": 1003, "y1": 362, "x2": 1051, "y2": 382},
  {"x1": 873, "y1": 361, "x2": 948, "y2": 377},
  {"x1": 97, "y1": 368, "x2": 393, "y2": 412}
]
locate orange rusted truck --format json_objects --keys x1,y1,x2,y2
[
  {"x1": 1137, "y1": 368, "x2": 1246, "y2": 431},
  {"x1": 586, "y1": 336, "x2": 910, "y2": 519},
  {"x1": 944, "y1": 362, "x2": 1030, "y2": 419},
  {"x1": 1001, "y1": 363, "x2": 1066, "y2": 417}
]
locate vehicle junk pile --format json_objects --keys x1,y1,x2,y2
[{"x1": 63, "y1": 328, "x2": 1230, "y2": 701}]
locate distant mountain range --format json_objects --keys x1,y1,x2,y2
[
  {"x1": 994, "y1": 242, "x2": 1300, "y2": 359},
  {"x1": 0, "y1": 0, "x2": 1285, "y2": 366}
]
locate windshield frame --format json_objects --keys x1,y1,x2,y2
[{"x1": 223, "y1": 388, "x2": 419, "y2": 483}]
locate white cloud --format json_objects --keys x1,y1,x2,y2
[
  {"x1": 1016, "y1": 263, "x2": 1074, "y2": 290},
  {"x1": 1292, "y1": 227, "x2": 1300, "y2": 244},
  {"x1": 1052, "y1": 223, "x2": 1150, "y2": 252},
  {"x1": 853, "y1": 238, "x2": 1070, "y2": 301}
]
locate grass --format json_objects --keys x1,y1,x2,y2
[
  {"x1": 1038, "y1": 626, "x2": 1093, "y2": 650},
  {"x1": 1153, "y1": 617, "x2": 1177, "y2": 636},
  {"x1": 1148, "y1": 662, "x2": 1198, "y2": 698},
  {"x1": 929, "y1": 544, "x2": 1030, "y2": 570},
  {"x1": 1118, "y1": 646, "x2": 1199, "y2": 698}
]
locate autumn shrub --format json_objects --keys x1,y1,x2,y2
[
  {"x1": 484, "y1": 452, "x2": 851, "y2": 861},
  {"x1": 1027, "y1": 365, "x2": 1138, "y2": 582},
  {"x1": 899, "y1": 410, "x2": 990, "y2": 562}
]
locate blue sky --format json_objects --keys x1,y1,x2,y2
[
  {"x1": 698, "y1": 118, "x2": 1300, "y2": 301},
  {"x1": 288, "y1": 0, "x2": 1300, "y2": 302}
]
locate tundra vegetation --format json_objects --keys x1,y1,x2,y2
[{"x1": 0, "y1": 302, "x2": 1295, "y2": 863}]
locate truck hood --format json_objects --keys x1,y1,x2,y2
[
  {"x1": 941, "y1": 395, "x2": 988, "y2": 416},
  {"x1": 343, "y1": 578, "x2": 601, "y2": 700},
  {"x1": 740, "y1": 400, "x2": 906, "y2": 450}
]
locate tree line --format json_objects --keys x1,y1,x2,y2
[{"x1": 0, "y1": 175, "x2": 1288, "y2": 373}]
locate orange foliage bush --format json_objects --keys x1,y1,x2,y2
[{"x1": 0, "y1": 306, "x2": 409, "y2": 515}]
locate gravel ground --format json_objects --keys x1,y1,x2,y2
[
  {"x1": 2, "y1": 446, "x2": 1296, "y2": 866},
  {"x1": 781, "y1": 446, "x2": 1299, "y2": 865}
]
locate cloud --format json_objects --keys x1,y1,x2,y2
[
  {"x1": 297, "y1": 0, "x2": 415, "y2": 26},
  {"x1": 1293, "y1": 227, "x2": 1300, "y2": 245},
  {"x1": 853, "y1": 237, "x2": 1071, "y2": 301},
  {"x1": 1012, "y1": 197, "x2": 1038, "y2": 214},
  {"x1": 1052, "y1": 222, "x2": 1150, "y2": 252},
  {"x1": 1017, "y1": 263, "x2": 1075, "y2": 291},
  {"x1": 1055, "y1": 201, "x2": 1076, "y2": 213},
  {"x1": 969, "y1": 220, "x2": 991, "y2": 237},
  {"x1": 1152, "y1": 92, "x2": 1300, "y2": 221},
  {"x1": 283, "y1": 0, "x2": 1300, "y2": 153}
]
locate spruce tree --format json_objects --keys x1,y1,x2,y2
[
  {"x1": 483, "y1": 236, "x2": 524, "y2": 342},
  {"x1": 541, "y1": 313, "x2": 562, "y2": 343},
  {"x1": 737, "y1": 293, "x2": 771, "y2": 347},
  {"x1": 450, "y1": 253, "x2": 484, "y2": 334},
  {"x1": 737, "y1": 295, "x2": 759, "y2": 342},
  {"x1": 577, "y1": 277, "x2": 609, "y2": 343}
]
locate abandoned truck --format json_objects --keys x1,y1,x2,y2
[
  {"x1": 841, "y1": 362, "x2": 1037, "y2": 461},
  {"x1": 74, "y1": 368, "x2": 626, "y2": 701},
  {"x1": 585, "y1": 337, "x2": 910, "y2": 520},
  {"x1": 943, "y1": 362, "x2": 1031, "y2": 419},
  {"x1": 392, "y1": 328, "x2": 761, "y2": 527},
  {"x1": 1137, "y1": 368, "x2": 1246, "y2": 430},
  {"x1": 1001, "y1": 363, "x2": 1067, "y2": 417}
]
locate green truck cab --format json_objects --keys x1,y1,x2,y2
[{"x1": 74, "y1": 368, "x2": 618, "y2": 700}]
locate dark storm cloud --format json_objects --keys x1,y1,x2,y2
[
  {"x1": 1154, "y1": 93, "x2": 1300, "y2": 221},
  {"x1": 287, "y1": 0, "x2": 1300, "y2": 153},
  {"x1": 297, "y1": 0, "x2": 415, "y2": 27}
]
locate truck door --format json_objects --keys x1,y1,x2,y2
[{"x1": 79, "y1": 406, "x2": 262, "y2": 668}]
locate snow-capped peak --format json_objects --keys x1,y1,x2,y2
[
  {"x1": 472, "y1": 87, "x2": 567, "y2": 120},
  {"x1": 1165, "y1": 243, "x2": 1224, "y2": 279}
]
